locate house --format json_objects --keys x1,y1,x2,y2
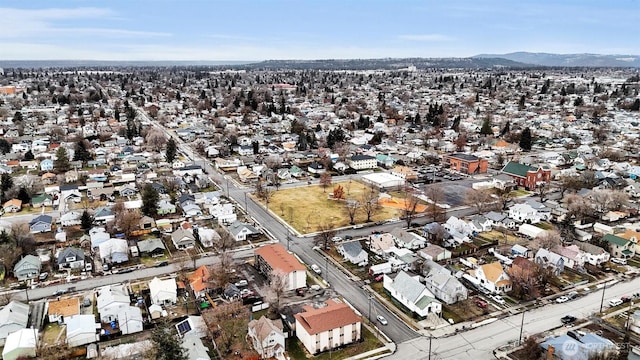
[
  {"x1": 348, "y1": 154, "x2": 377, "y2": 170},
  {"x1": 509, "y1": 203, "x2": 543, "y2": 224},
  {"x1": 195, "y1": 227, "x2": 219, "y2": 248},
  {"x1": 227, "y1": 220, "x2": 259, "y2": 241},
  {"x1": 307, "y1": 161, "x2": 325, "y2": 175},
  {"x1": 575, "y1": 241, "x2": 610, "y2": 265},
  {"x1": 417, "y1": 244, "x2": 452, "y2": 262},
  {"x1": 30, "y1": 193, "x2": 53, "y2": 208},
  {"x1": 182, "y1": 203, "x2": 203, "y2": 217},
  {"x1": 389, "y1": 228, "x2": 427, "y2": 250},
  {"x1": 137, "y1": 238, "x2": 166, "y2": 257},
  {"x1": 422, "y1": 260, "x2": 468, "y2": 304},
  {"x1": 247, "y1": 316, "x2": 286, "y2": 359},
  {"x1": 99, "y1": 238, "x2": 129, "y2": 264},
  {"x1": 466, "y1": 261, "x2": 512, "y2": 294},
  {"x1": 294, "y1": 299, "x2": 361, "y2": 355},
  {"x1": 511, "y1": 244, "x2": 531, "y2": 258},
  {"x1": 368, "y1": 233, "x2": 396, "y2": 256},
  {"x1": 60, "y1": 211, "x2": 83, "y2": 227},
  {"x1": 93, "y1": 206, "x2": 115, "y2": 222},
  {"x1": 13, "y1": 255, "x2": 41, "y2": 281},
  {"x1": 552, "y1": 245, "x2": 585, "y2": 269},
  {"x1": 40, "y1": 159, "x2": 54, "y2": 171},
  {"x1": 603, "y1": 233, "x2": 637, "y2": 259},
  {"x1": 501, "y1": 161, "x2": 551, "y2": 190},
  {"x1": 182, "y1": 335, "x2": 211, "y2": 360},
  {"x1": 47, "y1": 297, "x2": 80, "y2": 323},
  {"x1": 254, "y1": 244, "x2": 306, "y2": 291},
  {"x1": 0, "y1": 301, "x2": 29, "y2": 346},
  {"x1": 540, "y1": 332, "x2": 616, "y2": 360},
  {"x1": 149, "y1": 277, "x2": 177, "y2": 305},
  {"x1": 97, "y1": 284, "x2": 131, "y2": 323},
  {"x1": 336, "y1": 241, "x2": 368, "y2": 266},
  {"x1": 383, "y1": 271, "x2": 442, "y2": 317},
  {"x1": 442, "y1": 153, "x2": 488, "y2": 174},
  {"x1": 89, "y1": 227, "x2": 110, "y2": 248},
  {"x1": 117, "y1": 306, "x2": 144, "y2": 335},
  {"x1": 176, "y1": 316, "x2": 208, "y2": 338},
  {"x1": 534, "y1": 248, "x2": 565, "y2": 275},
  {"x1": 390, "y1": 166, "x2": 418, "y2": 181},
  {"x1": 171, "y1": 228, "x2": 196, "y2": 250},
  {"x1": 157, "y1": 199, "x2": 177, "y2": 215},
  {"x1": 65, "y1": 314, "x2": 99, "y2": 347},
  {"x1": 376, "y1": 154, "x2": 397, "y2": 168},
  {"x1": 618, "y1": 229, "x2": 640, "y2": 255},
  {"x1": 188, "y1": 265, "x2": 211, "y2": 298},
  {"x1": 2, "y1": 328, "x2": 38, "y2": 360},
  {"x1": 422, "y1": 222, "x2": 450, "y2": 243},
  {"x1": 3, "y1": 199, "x2": 22, "y2": 213},
  {"x1": 57, "y1": 247, "x2": 85, "y2": 270},
  {"x1": 29, "y1": 214, "x2": 52, "y2": 233},
  {"x1": 468, "y1": 215, "x2": 493, "y2": 233}
]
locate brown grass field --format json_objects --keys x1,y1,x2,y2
[{"x1": 257, "y1": 181, "x2": 402, "y2": 234}]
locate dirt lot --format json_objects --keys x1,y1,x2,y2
[{"x1": 258, "y1": 181, "x2": 401, "y2": 234}]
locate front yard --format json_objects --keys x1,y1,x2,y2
[
  {"x1": 286, "y1": 325, "x2": 386, "y2": 360},
  {"x1": 257, "y1": 181, "x2": 401, "y2": 234}
]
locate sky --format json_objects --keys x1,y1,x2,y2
[{"x1": 1, "y1": 0, "x2": 638, "y2": 61}]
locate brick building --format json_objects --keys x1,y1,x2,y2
[
  {"x1": 501, "y1": 161, "x2": 551, "y2": 190},
  {"x1": 442, "y1": 153, "x2": 488, "y2": 174}
]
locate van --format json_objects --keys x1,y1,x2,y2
[{"x1": 608, "y1": 299, "x2": 623, "y2": 307}]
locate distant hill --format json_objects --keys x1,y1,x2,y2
[
  {"x1": 236, "y1": 57, "x2": 529, "y2": 70},
  {"x1": 474, "y1": 52, "x2": 640, "y2": 68},
  {"x1": 0, "y1": 60, "x2": 253, "y2": 69}
]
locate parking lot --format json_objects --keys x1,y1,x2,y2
[{"x1": 409, "y1": 165, "x2": 481, "y2": 207}]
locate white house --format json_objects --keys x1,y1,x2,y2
[
  {"x1": 368, "y1": 233, "x2": 395, "y2": 255},
  {"x1": 59, "y1": 211, "x2": 83, "y2": 227},
  {"x1": 208, "y1": 203, "x2": 237, "y2": 224},
  {"x1": 2, "y1": 328, "x2": 37, "y2": 360},
  {"x1": 0, "y1": 301, "x2": 29, "y2": 346},
  {"x1": 66, "y1": 314, "x2": 99, "y2": 347},
  {"x1": 97, "y1": 284, "x2": 131, "y2": 323},
  {"x1": 227, "y1": 221, "x2": 259, "y2": 241},
  {"x1": 466, "y1": 261, "x2": 512, "y2": 294},
  {"x1": 383, "y1": 271, "x2": 442, "y2": 318},
  {"x1": 117, "y1": 306, "x2": 144, "y2": 335},
  {"x1": 171, "y1": 228, "x2": 196, "y2": 250},
  {"x1": 336, "y1": 241, "x2": 368, "y2": 266},
  {"x1": 149, "y1": 277, "x2": 177, "y2": 305},
  {"x1": 422, "y1": 260, "x2": 468, "y2": 304},
  {"x1": 99, "y1": 238, "x2": 129, "y2": 264},
  {"x1": 509, "y1": 203, "x2": 542, "y2": 224},
  {"x1": 294, "y1": 299, "x2": 361, "y2": 355},
  {"x1": 247, "y1": 316, "x2": 286, "y2": 359},
  {"x1": 389, "y1": 228, "x2": 427, "y2": 250},
  {"x1": 348, "y1": 154, "x2": 377, "y2": 170}
]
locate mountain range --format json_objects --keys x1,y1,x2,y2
[{"x1": 474, "y1": 52, "x2": 640, "y2": 67}]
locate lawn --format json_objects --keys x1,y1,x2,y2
[
  {"x1": 258, "y1": 181, "x2": 401, "y2": 234},
  {"x1": 286, "y1": 326, "x2": 386, "y2": 360},
  {"x1": 42, "y1": 323, "x2": 65, "y2": 346},
  {"x1": 477, "y1": 230, "x2": 520, "y2": 245},
  {"x1": 510, "y1": 189, "x2": 531, "y2": 197}
]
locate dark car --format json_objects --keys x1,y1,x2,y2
[
  {"x1": 154, "y1": 261, "x2": 169, "y2": 267},
  {"x1": 561, "y1": 315, "x2": 577, "y2": 324}
]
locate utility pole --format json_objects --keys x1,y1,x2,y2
[
  {"x1": 428, "y1": 334, "x2": 432, "y2": 360},
  {"x1": 599, "y1": 281, "x2": 607, "y2": 313},
  {"x1": 518, "y1": 309, "x2": 526, "y2": 345}
]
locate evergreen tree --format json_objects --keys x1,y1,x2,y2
[
  {"x1": 501, "y1": 121, "x2": 511, "y2": 136},
  {"x1": 54, "y1": 147, "x2": 71, "y2": 172},
  {"x1": 73, "y1": 140, "x2": 93, "y2": 164},
  {"x1": 23, "y1": 150, "x2": 34, "y2": 161},
  {"x1": 519, "y1": 127, "x2": 533, "y2": 151},
  {"x1": 141, "y1": 184, "x2": 160, "y2": 217},
  {"x1": 0, "y1": 139, "x2": 10, "y2": 154},
  {"x1": 17, "y1": 187, "x2": 30, "y2": 204},
  {"x1": 0, "y1": 173, "x2": 13, "y2": 203},
  {"x1": 150, "y1": 320, "x2": 188, "y2": 360},
  {"x1": 12, "y1": 111, "x2": 23, "y2": 123},
  {"x1": 165, "y1": 138, "x2": 177, "y2": 163},
  {"x1": 80, "y1": 210, "x2": 93, "y2": 233},
  {"x1": 479, "y1": 116, "x2": 493, "y2": 135}
]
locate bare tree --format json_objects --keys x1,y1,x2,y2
[
  {"x1": 360, "y1": 187, "x2": 380, "y2": 223},
  {"x1": 262, "y1": 270, "x2": 288, "y2": 317},
  {"x1": 314, "y1": 223, "x2": 336, "y2": 249},
  {"x1": 493, "y1": 187, "x2": 514, "y2": 211},
  {"x1": 319, "y1": 172, "x2": 332, "y2": 193},
  {"x1": 344, "y1": 199, "x2": 360, "y2": 225},
  {"x1": 534, "y1": 183, "x2": 550, "y2": 202},
  {"x1": 465, "y1": 189, "x2": 495, "y2": 213},
  {"x1": 564, "y1": 193, "x2": 592, "y2": 223},
  {"x1": 402, "y1": 193, "x2": 420, "y2": 227},
  {"x1": 507, "y1": 263, "x2": 542, "y2": 300},
  {"x1": 144, "y1": 128, "x2": 167, "y2": 152},
  {"x1": 210, "y1": 251, "x2": 235, "y2": 290},
  {"x1": 425, "y1": 186, "x2": 446, "y2": 222},
  {"x1": 536, "y1": 230, "x2": 562, "y2": 249},
  {"x1": 215, "y1": 226, "x2": 236, "y2": 253},
  {"x1": 202, "y1": 302, "x2": 250, "y2": 356},
  {"x1": 112, "y1": 205, "x2": 142, "y2": 237}
]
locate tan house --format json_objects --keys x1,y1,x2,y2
[
  {"x1": 48, "y1": 297, "x2": 81, "y2": 324},
  {"x1": 467, "y1": 261, "x2": 512, "y2": 294}
]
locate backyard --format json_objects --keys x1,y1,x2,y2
[{"x1": 256, "y1": 181, "x2": 401, "y2": 234}]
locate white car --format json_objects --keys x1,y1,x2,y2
[
  {"x1": 491, "y1": 295, "x2": 506, "y2": 305},
  {"x1": 608, "y1": 298, "x2": 623, "y2": 307},
  {"x1": 376, "y1": 315, "x2": 388, "y2": 325},
  {"x1": 611, "y1": 258, "x2": 627, "y2": 265},
  {"x1": 311, "y1": 264, "x2": 322, "y2": 274},
  {"x1": 332, "y1": 236, "x2": 343, "y2": 243},
  {"x1": 556, "y1": 296, "x2": 569, "y2": 303}
]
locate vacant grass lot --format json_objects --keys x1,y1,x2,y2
[{"x1": 260, "y1": 181, "x2": 401, "y2": 234}]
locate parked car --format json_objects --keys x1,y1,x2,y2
[
  {"x1": 567, "y1": 291, "x2": 579, "y2": 300},
  {"x1": 154, "y1": 261, "x2": 169, "y2": 267},
  {"x1": 491, "y1": 295, "x2": 506, "y2": 305},
  {"x1": 332, "y1": 236, "x2": 343, "y2": 243},
  {"x1": 611, "y1": 258, "x2": 627, "y2": 265},
  {"x1": 376, "y1": 315, "x2": 388, "y2": 325},
  {"x1": 556, "y1": 296, "x2": 569, "y2": 303},
  {"x1": 561, "y1": 315, "x2": 577, "y2": 324},
  {"x1": 234, "y1": 279, "x2": 248, "y2": 287},
  {"x1": 608, "y1": 298, "x2": 623, "y2": 307},
  {"x1": 311, "y1": 264, "x2": 322, "y2": 274},
  {"x1": 474, "y1": 297, "x2": 488, "y2": 309},
  {"x1": 38, "y1": 272, "x2": 49, "y2": 281}
]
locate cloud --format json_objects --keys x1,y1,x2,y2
[
  {"x1": 398, "y1": 34, "x2": 453, "y2": 42},
  {"x1": 0, "y1": 7, "x2": 168, "y2": 39}
]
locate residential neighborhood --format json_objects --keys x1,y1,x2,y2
[{"x1": 0, "y1": 61, "x2": 639, "y2": 360}]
